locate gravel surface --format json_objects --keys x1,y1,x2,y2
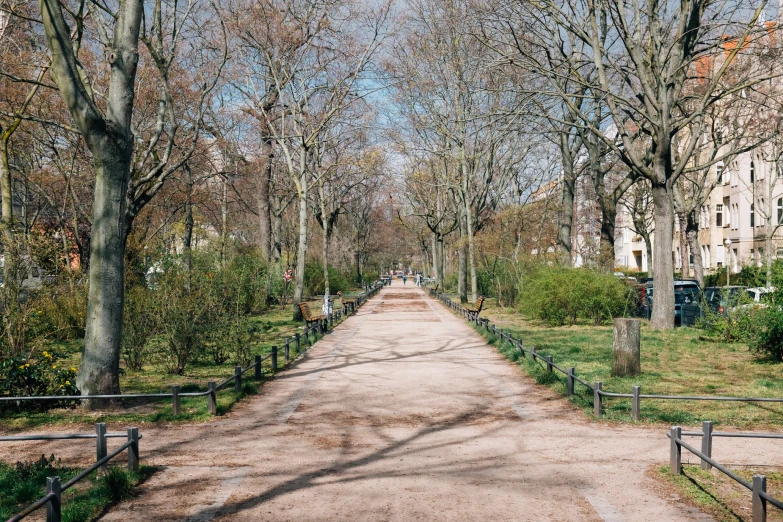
[{"x1": 8, "y1": 282, "x2": 779, "y2": 520}]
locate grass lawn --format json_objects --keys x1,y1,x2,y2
[
  {"x1": 654, "y1": 465, "x2": 783, "y2": 521},
  {"x1": 446, "y1": 294, "x2": 783, "y2": 429},
  {"x1": 0, "y1": 454, "x2": 155, "y2": 522},
  {"x1": 1, "y1": 299, "x2": 342, "y2": 431}
]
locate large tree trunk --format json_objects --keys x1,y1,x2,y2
[
  {"x1": 292, "y1": 182, "x2": 307, "y2": 321},
  {"x1": 258, "y1": 137, "x2": 272, "y2": 261},
  {"x1": 557, "y1": 166, "x2": 576, "y2": 267},
  {"x1": 650, "y1": 181, "x2": 675, "y2": 329},
  {"x1": 686, "y1": 211, "x2": 703, "y2": 287},
  {"x1": 78, "y1": 153, "x2": 129, "y2": 397}
]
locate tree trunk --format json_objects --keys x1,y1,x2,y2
[
  {"x1": 258, "y1": 137, "x2": 272, "y2": 261},
  {"x1": 271, "y1": 210, "x2": 282, "y2": 262},
  {"x1": 650, "y1": 182, "x2": 675, "y2": 329},
  {"x1": 292, "y1": 182, "x2": 307, "y2": 321},
  {"x1": 767, "y1": 229, "x2": 773, "y2": 287},
  {"x1": 431, "y1": 232, "x2": 438, "y2": 286},
  {"x1": 466, "y1": 207, "x2": 478, "y2": 302},
  {"x1": 220, "y1": 176, "x2": 228, "y2": 267},
  {"x1": 643, "y1": 232, "x2": 654, "y2": 277},
  {"x1": 458, "y1": 217, "x2": 467, "y2": 304},
  {"x1": 77, "y1": 153, "x2": 129, "y2": 397},
  {"x1": 557, "y1": 167, "x2": 575, "y2": 267},
  {"x1": 183, "y1": 163, "x2": 194, "y2": 291},
  {"x1": 677, "y1": 212, "x2": 689, "y2": 278},
  {"x1": 686, "y1": 211, "x2": 703, "y2": 287},
  {"x1": 322, "y1": 217, "x2": 330, "y2": 297},
  {"x1": 0, "y1": 137, "x2": 17, "y2": 287},
  {"x1": 598, "y1": 197, "x2": 617, "y2": 273}
]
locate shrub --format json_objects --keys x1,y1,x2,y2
[
  {"x1": 749, "y1": 288, "x2": 783, "y2": 360},
  {"x1": 100, "y1": 466, "x2": 134, "y2": 502},
  {"x1": 696, "y1": 291, "x2": 756, "y2": 343},
  {"x1": 520, "y1": 267, "x2": 635, "y2": 326},
  {"x1": 122, "y1": 286, "x2": 159, "y2": 371},
  {"x1": 304, "y1": 262, "x2": 349, "y2": 296},
  {"x1": 0, "y1": 350, "x2": 78, "y2": 412}
]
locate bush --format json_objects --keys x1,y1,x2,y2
[
  {"x1": 696, "y1": 291, "x2": 757, "y2": 343},
  {"x1": 122, "y1": 286, "x2": 159, "y2": 371},
  {"x1": 0, "y1": 350, "x2": 78, "y2": 412},
  {"x1": 749, "y1": 288, "x2": 783, "y2": 360},
  {"x1": 304, "y1": 262, "x2": 349, "y2": 295},
  {"x1": 520, "y1": 267, "x2": 635, "y2": 326}
]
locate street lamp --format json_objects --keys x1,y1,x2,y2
[{"x1": 724, "y1": 238, "x2": 732, "y2": 287}]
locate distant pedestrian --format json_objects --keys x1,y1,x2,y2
[
  {"x1": 403, "y1": 274, "x2": 407, "y2": 285},
  {"x1": 416, "y1": 274, "x2": 421, "y2": 287}
]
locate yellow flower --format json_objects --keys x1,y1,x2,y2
[
  {"x1": 18, "y1": 365, "x2": 24, "y2": 370},
  {"x1": 65, "y1": 380, "x2": 70, "y2": 385},
  {"x1": 69, "y1": 367, "x2": 76, "y2": 372},
  {"x1": 24, "y1": 364, "x2": 30, "y2": 368},
  {"x1": 52, "y1": 365, "x2": 57, "y2": 369}
]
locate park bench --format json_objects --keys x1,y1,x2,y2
[
  {"x1": 298, "y1": 302, "x2": 326, "y2": 328},
  {"x1": 337, "y1": 291, "x2": 358, "y2": 313},
  {"x1": 464, "y1": 296, "x2": 485, "y2": 320}
]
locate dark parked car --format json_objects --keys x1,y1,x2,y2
[
  {"x1": 702, "y1": 286, "x2": 749, "y2": 315},
  {"x1": 643, "y1": 279, "x2": 701, "y2": 324}
]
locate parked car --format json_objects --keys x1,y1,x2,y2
[
  {"x1": 702, "y1": 286, "x2": 748, "y2": 315},
  {"x1": 643, "y1": 279, "x2": 701, "y2": 324}
]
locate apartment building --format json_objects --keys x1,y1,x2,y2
[{"x1": 615, "y1": 150, "x2": 783, "y2": 275}]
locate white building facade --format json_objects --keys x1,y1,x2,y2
[{"x1": 615, "y1": 150, "x2": 783, "y2": 275}]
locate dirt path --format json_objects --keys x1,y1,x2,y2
[{"x1": 7, "y1": 282, "x2": 779, "y2": 520}]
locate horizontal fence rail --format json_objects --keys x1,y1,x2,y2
[
  {"x1": 4, "y1": 424, "x2": 141, "y2": 522},
  {"x1": 1, "y1": 282, "x2": 383, "y2": 415},
  {"x1": 432, "y1": 291, "x2": 783, "y2": 422},
  {"x1": 668, "y1": 424, "x2": 783, "y2": 521}
]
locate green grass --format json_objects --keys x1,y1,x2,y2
[
  {"x1": 1, "y1": 301, "x2": 339, "y2": 431},
  {"x1": 0, "y1": 454, "x2": 155, "y2": 522},
  {"x1": 655, "y1": 465, "x2": 783, "y2": 521},
  {"x1": 467, "y1": 298, "x2": 783, "y2": 428}
]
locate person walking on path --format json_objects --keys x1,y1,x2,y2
[{"x1": 403, "y1": 274, "x2": 407, "y2": 285}]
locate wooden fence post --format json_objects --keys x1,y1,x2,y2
[
  {"x1": 172, "y1": 385, "x2": 181, "y2": 415},
  {"x1": 701, "y1": 421, "x2": 713, "y2": 470},
  {"x1": 127, "y1": 427, "x2": 140, "y2": 473},
  {"x1": 632, "y1": 386, "x2": 641, "y2": 421},
  {"x1": 95, "y1": 422, "x2": 107, "y2": 467},
  {"x1": 670, "y1": 426, "x2": 682, "y2": 474},
  {"x1": 594, "y1": 382, "x2": 602, "y2": 417},
  {"x1": 207, "y1": 381, "x2": 217, "y2": 415},
  {"x1": 46, "y1": 477, "x2": 61, "y2": 522}
]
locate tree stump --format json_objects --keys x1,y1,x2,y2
[{"x1": 612, "y1": 318, "x2": 641, "y2": 377}]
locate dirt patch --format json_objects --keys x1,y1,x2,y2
[
  {"x1": 373, "y1": 302, "x2": 430, "y2": 313},
  {"x1": 382, "y1": 293, "x2": 422, "y2": 300}
]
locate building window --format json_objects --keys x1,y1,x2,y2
[
  {"x1": 751, "y1": 203, "x2": 755, "y2": 227},
  {"x1": 717, "y1": 165, "x2": 724, "y2": 184},
  {"x1": 716, "y1": 204, "x2": 723, "y2": 227},
  {"x1": 705, "y1": 245, "x2": 711, "y2": 267},
  {"x1": 778, "y1": 198, "x2": 782, "y2": 224},
  {"x1": 717, "y1": 245, "x2": 724, "y2": 264},
  {"x1": 750, "y1": 161, "x2": 755, "y2": 184}
]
